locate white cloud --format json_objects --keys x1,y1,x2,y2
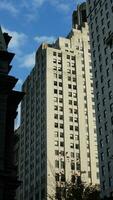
[
  {"x1": 57, "y1": 3, "x2": 70, "y2": 12},
  {"x1": 2, "y1": 26, "x2": 28, "y2": 54},
  {"x1": 32, "y1": 0, "x2": 46, "y2": 8},
  {"x1": 34, "y1": 35, "x2": 56, "y2": 44},
  {"x1": 19, "y1": 52, "x2": 35, "y2": 69},
  {"x1": 21, "y1": 0, "x2": 46, "y2": 10},
  {"x1": 48, "y1": 0, "x2": 71, "y2": 13},
  {"x1": 0, "y1": 1, "x2": 18, "y2": 16}
]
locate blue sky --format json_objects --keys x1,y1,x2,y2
[
  {"x1": 0, "y1": 0, "x2": 84, "y2": 128},
  {"x1": 1, "y1": 0, "x2": 84, "y2": 90}
]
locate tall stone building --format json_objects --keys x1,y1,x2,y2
[
  {"x1": 0, "y1": 27, "x2": 24, "y2": 200},
  {"x1": 87, "y1": 0, "x2": 113, "y2": 198},
  {"x1": 19, "y1": 3, "x2": 99, "y2": 200}
]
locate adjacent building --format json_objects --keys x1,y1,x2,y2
[
  {"x1": 0, "y1": 27, "x2": 24, "y2": 200},
  {"x1": 18, "y1": 3, "x2": 99, "y2": 200},
  {"x1": 87, "y1": 0, "x2": 113, "y2": 198}
]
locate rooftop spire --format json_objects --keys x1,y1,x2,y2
[{"x1": 72, "y1": 2, "x2": 87, "y2": 28}]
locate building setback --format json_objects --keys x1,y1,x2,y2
[
  {"x1": 87, "y1": 0, "x2": 113, "y2": 199},
  {"x1": 0, "y1": 27, "x2": 24, "y2": 200},
  {"x1": 19, "y1": 3, "x2": 99, "y2": 200}
]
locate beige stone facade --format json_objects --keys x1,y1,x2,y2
[{"x1": 18, "y1": 4, "x2": 99, "y2": 200}]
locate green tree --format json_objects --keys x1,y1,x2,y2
[
  {"x1": 83, "y1": 184, "x2": 100, "y2": 200},
  {"x1": 56, "y1": 174, "x2": 100, "y2": 200}
]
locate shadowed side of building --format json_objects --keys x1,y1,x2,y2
[{"x1": 0, "y1": 27, "x2": 24, "y2": 200}]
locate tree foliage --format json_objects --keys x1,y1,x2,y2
[{"x1": 55, "y1": 175, "x2": 100, "y2": 200}]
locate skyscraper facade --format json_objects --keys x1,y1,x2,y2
[
  {"x1": 87, "y1": 0, "x2": 113, "y2": 198},
  {"x1": 19, "y1": 3, "x2": 99, "y2": 200}
]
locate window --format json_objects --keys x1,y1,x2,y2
[
  {"x1": 96, "y1": 92, "x2": 99, "y2": 100},
  {"x1": 54, "y1": 114, "x2": 58, "y2": 119},
  {"x1": 53, "y1": 52, "x2": 56, "y2": 56},
  {"x1": 98, "y1": 115, "x2": 101, "y2": 123},
  {"x1": 68, "y1": 84, "x2": 72, "y2": 89},
  {"x1": 65, "y1": 43, "x2": 68, "y2": 47},
  {"x1": 59, "y1": 98, "x2": 63, "y2": 103},
  {"x1": 110, "y1": 103, "x2": 113, "y2": 112},
  {"x1": 54, "y1": 97, "x2": 58, "y2": 102},
  {"x1": 104, "y1": 47, "x2": 107, "y2": 54},
  {"x1": 101, "y1": 152, "x2": 104, "y2": 161},
  {"x1": 107, "y1": 148, "x2": 110, "y2": 157},
  {"x1": 71, "y1": 162, "x2": 75, "y2": 170},
  {"x1": 71, "y1": 152, "x2": 74, "y2": 158},
  {"x1": 68, "y1": 92, "x2": 72, "y2": 97},
  {"x1": 99, "y1": 127, "x2": 102, "y2": 135},
  {"x1": 101, "y1": 75, "x2": 103, "y2": 83},
  {"x1": 54, "y1": 81, "x2": 57, "y2": 86},
  {"x1": 54, "y1": 131, "x2": 58, "y2": 137},
  {"x1": 105, "y1": 122, "x2": 108, "y2": 131},
  {"x1": 70, "y1": 143, "x2": 74, "y2": 148},
  {"x1": 59, "y1": 74, "x2": 62, "y2": 79},
  {"x1": 69, "y1": 117, "x2": 73, "y2": 122},
  {"x1": 59, "y1": 90, "x2": 63, "y2": 95},
  {"x1": 95, "y1": 81, "x2": 98, "y2": 88},
  {"x1": 69, "y1": 108, "x2": 73, "y2": 113},
  {"x1": 59, "y1": 82, "x2": 62, "y2": 87},
  {"x1": 102, "y1": 166, "x2": 105, "y2": 176},
  {"x1": 60, "y1": 124, "x2": 63, "y2": 129},
  {"x1": 107, "y1": 21, "x2": 110, "y2": 29},
  {"x1": 106, "y1": 135, "x2": 109, "y2": 144},
  {"x1": 99, "y1": 54, "x2": 102, "y2": 62},
  {"x1": 69, "y1": 100, "x2": 72, "y2": 105},
  {"x1": 61, "y1": 161, "x2": 64, "y2": 169},
  {"x1": 73, "y1": 85, "x2": 77, "y2": 90},
  {"x1": 70, "y1": 134, "x2": 74, "y2": 139},
  {"x1": 75, "y1": 144, "x2": 79, "y2": 149},
  {"x1": 102, "y1": 87, "x2": 104, "y2": 94},
  {"x1": 108, "y1": 80, "x2": 111, "y2": 88},
  {"x1": 54, "y1": 105, "x2": 58, "y2": 110},
  {"x1": 70, "y1": 125, "x2": 73, "y2": 130},
  {"x1": 55, "y1": 160, "x2": 59, "y2": 168},
  {"x1": 54, "y1": 89, "x2": 57, "y2": 94},
  {"x1": 109, "y1": 177, "x2": 112, "y2": 187},
  {"x1": 108, "y1": 161, "x2": 111, "y2": 172},
  {"x1": 55, "y1": 141, "x2": 59, "y2": 146},
  {"x1": 67, "y1": 55, "x2": 70, "y2": 59},
  {"x1": 55, "y1": 150, "x2": 59, "y2": 155},
  {"x1": 55, "y1": 123, "x2": 58, "y2": 128},
  {"x1": 106, "y1": 68, "x2": 109, "y2": 77},
  {"x1": 60, "y1": 115, "x2": 63, "y2": 120},
  {"x1": 100, "y1": 139, "x2": 103, "y2": 148},
  {"x1": 60, "y1": 132, "x2": 64, "y2": 138},
  {"x1": 59, "y1": 106, "x2": 63, "y2": 111},
  {"x1": 68, "y1": 76, "x2": 71, "y2": 81},
  {"x1": 55, "y1": 173, "x2": 59, "y2": 181},
  {"x1": 101, "y1": 18, "x2": 104, "y2": 25},
  {"x1": 103, "y1": 98, "x2": 106, "y2": 106},
  {"x1": 60, "y1": 141, "x2": 64, "y2": 147},
  {"x1": 75, "y1": 126, "x2": 79, "y2": 131},
  {"x1": 102, "y1": 181, "x2": 105, "y2": 191},
  {"x1": 109, "y1": 91, "x2": 112, "y2": 99},
  {"x1": 58, "y1": 53, "x2": 62, "y2": 57},
  {"x1": 99, "y1": 64, "x2": 102, "y2": 72}
]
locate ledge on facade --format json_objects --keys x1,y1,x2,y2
[
  {"x1": 0, "y1": 50, "x2": 15, "y2": 66},
  {"x1": 0, "y1": 73, "x2": 18, "y2": 92},
  {"x1": 3, "y1": 32, "x2": 12, "y2": 47}
]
